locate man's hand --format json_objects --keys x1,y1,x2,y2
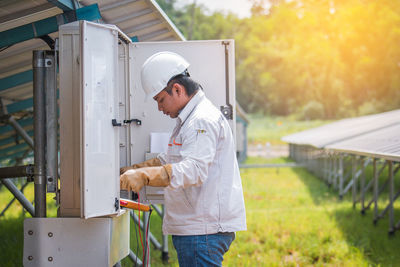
[
  {"x1": 120, "y1": 158, "x2": 162, "y2": 175},
  {"x1": 120, "y1": 166, "x2": 134, "y2": 175},
  {"x1": 120, "y1": 165, "x2": 172, "y2": 193},
  {"x1": 120, "y1": 169, "x2": 147, "y2": 192}
]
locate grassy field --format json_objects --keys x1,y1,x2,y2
[
  {"x1": 2, "y1": 156, "x2": 400, "y2": 266},
  {"x1": 224, "y1": 157, "x2": 400, "y2": 266},
  {"x1": 247, "y1": 114, "x2": 331, "y2": 145}
]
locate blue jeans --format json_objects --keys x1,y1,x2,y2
[{"x1": 172, "y1": 232, "x2": 235, "y2": 267}]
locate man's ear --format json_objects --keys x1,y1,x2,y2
[{"x1": 174, "y1": 83, "x2": 186, "y2": 97}]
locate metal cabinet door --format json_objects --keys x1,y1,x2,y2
[
  {"x1": 128, "y1": 40, "x2": 236, "y2": 165},
  {"x1": 81, "y1": 21, "x2": 120, "y2": 218}
]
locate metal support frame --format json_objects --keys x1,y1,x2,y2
[
  {"x1": 361, "y1": 160, "x2": 388, "y2": 213},
  {"x1": 0, "y1": 165, "x2": 34, "y2": 180},
  {"x1": 289, "y1": 143, "x2": 400, "y2": 236},
  {"x1": 372, "y1": 163, "x2": 400, "y2": 225},
  {"x1": 7, "y1": 116, "x2": 34, "y2": 149},
  {"x1": 0, "y1": 180, "x2": 30, "y2": 217},
  {"x1": 129, "y1": 250, "x2": 143, "y2": 266},
  {"x1": 150, "y1": 204, "x2": 169, "y2": 262},
  {"x1": 388, "y1": 161, "x2": 395, "y2": 234},
  {"x1": 351, "y1": 157, "x2": 358, "y2": 205},
  {"x1": 0, "y1": 118, "x2": 32, "y2": 135},
  {"x1": 340, "y1": 156, "x2": 371, "y2": 202},
  {"x1": 338, "y1": 156, "x2": 344, "y2": 196},
  {"x1": 129, "y1": 210, "x2": 153, "y2": 266},
  {"x1": 1, "y1": 179, "x2": 34, "y2": 216},
  {"x1": 373, "y1": 159, "x2": 380, "y2": 223}
]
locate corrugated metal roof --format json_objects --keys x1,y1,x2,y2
[
  {"x1": 0, "y1": 0, "x2": 185, "y2": 165},
  {"x1": 326, "y1": 123, "x2": 400, "y2": 161},
  {"x1": 282, "y1": 109, "x2": 400, "y2": 148}
]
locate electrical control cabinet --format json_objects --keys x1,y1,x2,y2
[
  {"x1": 59, "y1": 20, "x2": 236, "y2": 216},
  {"x1": 59, "y1": 21, "x2": 131, "y2": 218}
]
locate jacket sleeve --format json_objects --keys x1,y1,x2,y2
[{"x1": 169, "y1": 118, "x2": 219, "y2": 189}]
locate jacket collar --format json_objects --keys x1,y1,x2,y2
[{"x1": 178, "y1": 90, "x2": 204, "y2": 125}]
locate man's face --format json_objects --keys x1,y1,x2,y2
[{"x1": 153, "y1": 84, "x2": 183, "y2": 118}]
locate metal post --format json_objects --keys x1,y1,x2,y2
[
  {"x1": 333, "y1": 156, "x2": 338, "y2": 190},
  {"x1": 327, "y1": 155, "x2": 331, "y2": 185},
  {"x1": 44, "y1": 51, "x2": 58, "y2": 193},
  {"x1": 1, "y1": 179, "x2": 35, "y2": 216},
  {"x1": 143, "y1": 211, "x2": 150, "y2": 267},
  {"x1": 33, "y1": 50, "x2": 47, "y2": 217},
  {"x1": 360, "y1": 158, "x2": 366, "y2": 213},
  {"x1": 332, "y1": 156, "x2": 337, "y2": 188},
  {"x1": 373, "y1": 159, "x2": 379, "y2": 223},
  {"x1": 352, "y1": 156, "x2": 357, "y2": 208},
  {"x1": 161, "y1": 205, "x2": 169, "y2": 263},
  {"x1": 388, "y1": 161, "x2": 394, "y2": 235}
]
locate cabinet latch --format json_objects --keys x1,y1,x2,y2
[
  {"x1": 124, "y1": 119, "x2": 142, "y2": 125},
  {"x1": 220, "y1": 105, "x2": 233, "y2": 120},
  {"x1": 111, "y1": 119, "x2": 122, "y2": 127},
  {"x1": 115, "y1": 197, "x2": 119, "y2": 211}
]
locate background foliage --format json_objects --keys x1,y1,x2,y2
[{"x1": 156, "y1": 0, "x2": 400, "y2": 119}]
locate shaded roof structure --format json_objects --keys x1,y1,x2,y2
[
  {"x1": 282, "y1": 109, "x2": 400, "y2": 149},
  {"x1": 0, "y1": 0, "x2": 185, "y2": 165}
]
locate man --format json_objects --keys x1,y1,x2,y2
[{"x1": 120, "y1": 51, "x2": 246, "y2": 266}]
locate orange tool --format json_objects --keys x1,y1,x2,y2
[{"x1": 120, "y1": 198, "x2": 151, "y2": 212}]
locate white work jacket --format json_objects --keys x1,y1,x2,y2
[{"x1": 158, "y1": 90, "x2": 247, "y2": 235}]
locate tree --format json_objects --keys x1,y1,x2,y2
[{"x1": 156, "y1": 0, "x2": 400, "y2": 119}]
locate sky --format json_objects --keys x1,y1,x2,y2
[{"x1": 175, "y1": 0, "x2": 255, "y2": 18}]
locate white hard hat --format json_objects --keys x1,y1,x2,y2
[{"x1": 141, "y1": 51, "x2": 190, "y2": 101}]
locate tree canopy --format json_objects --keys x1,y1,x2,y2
[{"x1": 156, "y1": 0, "x2": 400, "y2": 119}]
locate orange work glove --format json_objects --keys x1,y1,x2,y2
[
  {"x1": 120, "y1": 157, "x2": 162, "y2": 175},
  {"x1": 120, "y1": 164, "x2": 172, "y2": 193}
]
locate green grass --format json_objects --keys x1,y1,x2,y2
[
  {"x1": 2, "y1": 158, "x2": 400, "y2": 266},
  {"x1": 247, "y1": 114, "x2": 331, "y2": 145}
]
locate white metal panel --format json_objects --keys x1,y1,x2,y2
[
  {"x1": 81, "y1": 21, "x2": 120, "y2": 218},
  {"x1": 23, "y1": 212, "x2": 129, "y2": 267},
  {"x1": 128, "y1": 40, "x2": 236, "y2": 164}
]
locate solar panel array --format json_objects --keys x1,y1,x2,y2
[{"x1": 283, "y1": 109, "x2": 400, "y2": 161}]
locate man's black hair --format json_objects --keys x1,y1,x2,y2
[{"x1": 165, "y1": 73, "x2": 202, "y2": 97}]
